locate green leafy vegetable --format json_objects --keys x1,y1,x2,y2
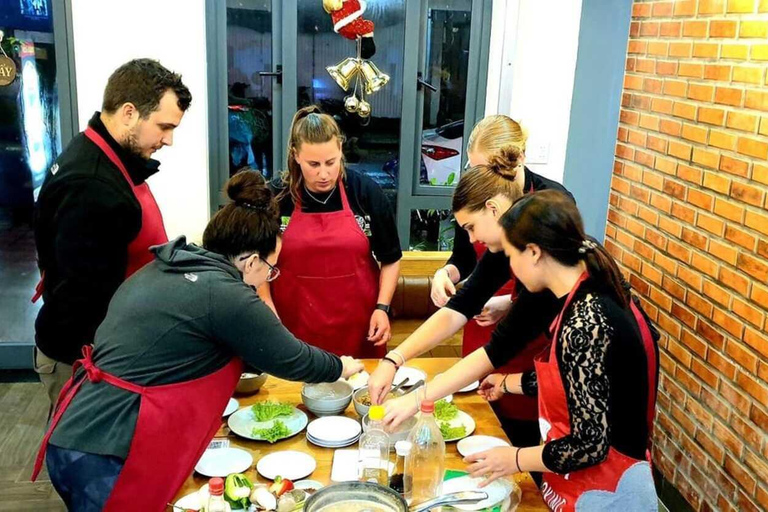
[
  {"x1": 251, "y1": 401, "x2": 294, "y2": 422},
  {"x1": 439, "y1": 421, "x2": 467, "y2": 440},
  {"x1": 434, "y1": 399, "x2": 459, "y2": 421},
  {"x1": 252, "y1": 420, "x2": 291, "y2": 443}
]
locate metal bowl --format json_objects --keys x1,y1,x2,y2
[
  {"x1": 352, "y1": 385, "x2": 406, "y2": 418},
  {"x1": 235, "y1": 372, "x2": 268, "y2": 395},
  {"x1": 302, "y1": 380, "x2": 353, "y2": 416}
]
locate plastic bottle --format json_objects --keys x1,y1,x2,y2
[
  {"x1": 207, "y1": 477, "x2": 231, "y2": 512},
  {"x1": 405, "y1": 400, "x2": 445, "y2": 506},
  {"x1": 390, "y1": 440, "x2": 412, "y2": 495},
  {"x1": 358, "y1": 405, "x2": 391, "y2": 485}
]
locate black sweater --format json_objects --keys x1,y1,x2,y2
[
  {"x1": 34, "y1": 113, "x2": 160, "y2": 364},
  {"x1": 49, "y1": 238, "x2": 343, "y2": 459}
]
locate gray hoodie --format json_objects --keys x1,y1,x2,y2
[{"x1": 50, "y1": 237, "x2": 342, "y2": 459}]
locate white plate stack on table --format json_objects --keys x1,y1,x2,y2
[
  {"x1": 194, "y1": 447, "x2": 253, "y2": 477},
  {"x1": 306, "y1": 416, "x2": 362, "y2": 448},
  {"x1": 256, "y1": 450, "x2": 317, "y2": 481}
]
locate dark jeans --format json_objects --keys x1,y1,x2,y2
[
  {"x1": 497, "y1": 415, "x2": 544, "y2": 487},
  {"x1": 47, "y1": 444, "x2": 124, "y2": 511}
]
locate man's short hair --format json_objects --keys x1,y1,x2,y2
[{"x1": 102, "y1": 59, "x2": 192, "y2": 118}]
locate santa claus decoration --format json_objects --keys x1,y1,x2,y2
[{"x1": 323, "y1": 0, "x2": 389, "y2": 119}]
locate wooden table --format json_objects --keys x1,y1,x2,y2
[{"x1": 174, "y1": 358, "x2": 548, "y2": 511}]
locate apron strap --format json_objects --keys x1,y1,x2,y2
[
  {"x1": 31, "y1": 345, "x2": 145, "y2": 481},
  {"x1": 84, "y1": 127, "x2": 136, "y2": 191},
  {"x1": 630, "y1": 300, "x2": 658, "y2": 452}
]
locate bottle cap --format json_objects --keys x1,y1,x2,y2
[
  {"x1": 209, "y1": 477, "x2": 224, "y2": 495},
  {"x1": 369, "y1": 405, "x2": 385, "y2": 421},
  {"x1": 420, "y1": 400, "x2": 435, "y2": 413},
  {"x1": 395, "y1": 440, "x2": 413, "y2": 456}
]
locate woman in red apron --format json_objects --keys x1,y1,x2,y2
[
  {"x1": 33, "y1": 171, "x2": 363, "y2": 512},
  {"x1": 371, "y1": 117, "x2": 572, "y2": 450},
  {"x1": 263, "y1": 106, "x2": 402, "y2": 359},
  {"x1": 462, "y1": 190, "x2": 659, "y2": 511}
]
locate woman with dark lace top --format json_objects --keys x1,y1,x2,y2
[{"x1": 383, "y1": 190, "x2": 659, "y2": 511}]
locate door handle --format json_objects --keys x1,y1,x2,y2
[
  {"x1": 417, "y1": 72, "x2": 438, "y2": 92},
  {"x1": 259, "y1": 64, "x2": 282, "y2": 85}
]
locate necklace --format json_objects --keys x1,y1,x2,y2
[{"x1": 304, "y1": 184, "x2": 337, "y2": 205}]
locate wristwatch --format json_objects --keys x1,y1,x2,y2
[{"x1": 375, "y1": 303, "x2": 391, "y2": 315}]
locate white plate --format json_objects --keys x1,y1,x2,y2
[
  {"x1": 228, "y1": 405, "x2": 308, "y2": 442},
  {"x1": 257, "y1": 450, "x2": 317, "y2": 480},
  {"x1": 194, "y1": 447, "x2": 253, "y2": 478},
  {"x1": 442, "y1": 475, "x2": 514, "y2": 510},
  {"x1": 438, "y1": 394, "x2": 453, "y2": 403},
  {"x1": 307, "y1": 433, "x2": 360, "y2": 448},
  {"x1": 459, "y1": 380, "x2": 480, "y2": 393},
  {"x1": 307, "y1": 416, "x2": 362, "y2": 443},
  {"x1": 346, "y1": 371, "x2": 370, "y2": 390},
  {"x1": 393, "y1": 366, "x2": 427, "y2": 386},
  {"x1": 438, "y1": 410, "x2": 476, "y2": 442},
  {"x1": 457, "y1": 435, "x2": 510, "y2": 457},
  {"x1": 223, "y1": 397, "x2": 239, "y2": 417}
]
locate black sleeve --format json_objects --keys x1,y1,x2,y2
[
  {"x1": 49, "y1": 178, "x2": 136, "y2": 355},
  {"x1": 521, "y1": 371, "x2": 538, "y2": 396},
  {"x1": 542, "y1": 296, "x2": 612, "y2": 474},
  {"x1": 483, "y1": 289, "x2": 561, "y2": 368},
  {"x1": 445, "y1": 250, "x2": 511, "y2": 318},
  {"x1": 355, "y1": 174, "x2": 402, "y2": 264},
  {"x1": 210, "y1": 283, "x2": 343, "y2": 383},
  {"x1": 445, "y1": 221, "x2": 477, "y2": 280}
]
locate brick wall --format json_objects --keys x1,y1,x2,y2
[{"x1": 608, "y1": 1, "x2": 768, "y2": 511}]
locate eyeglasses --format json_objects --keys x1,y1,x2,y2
[{"x1": 239, "y1": 253, "x2": 281, "y2": 282}]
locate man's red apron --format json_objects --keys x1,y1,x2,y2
[
  {"x1": 271, "y1": 183, "x2": 382, "y2": 358},
  {"x1": 32, "y1": 127, "x2": 168, "y2": 302},
  {"x1": 32, "y1": 346, "x2": 243, "y2": 511},
  {"x1": 461, "y1": 183, "x2": 545, "y2": 421},
  {"x1": 535, "y1": 272, "x2": 658, "y2": 511}
]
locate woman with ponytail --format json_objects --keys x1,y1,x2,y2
[
  {"x1": 35, "y1": 170, "x2": 363, "y2": 511},
  {"x1": 263, "y1": 106, "x2": 402, "y2": 359},
  {"x1": 383, "y1": 190, "x2": 659, "y2": 511},
  {"x1": 369, "y1": 116, "x2": 574, "y2": 451}
]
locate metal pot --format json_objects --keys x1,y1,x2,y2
[{"x1": 303, "y1": 481, "x2": 487, "y2": 512}]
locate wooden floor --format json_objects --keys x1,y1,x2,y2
[{"x1": 0, "y1": 380, "x2": 65, "y2": 510}]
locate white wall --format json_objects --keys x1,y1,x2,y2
[
  {"x1": 487, "y1": 0, "x2": 583, "y2": 183},
  {"x1": 70, "y1": 0, "x2": 210, "y2": 243}
]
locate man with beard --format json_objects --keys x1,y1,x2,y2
[{"x1": 33, "y1": 59, "x2": 192, "y2": 408}]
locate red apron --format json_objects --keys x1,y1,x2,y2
[
  {"x1": 461, "y1": 183, "x2": 545, "y2": 421},
  {"x1": 535, "y1": 272, "x2": 658, "y2": 511},
  {"x1": 32, "y1": 127, "x2": 168, "y2": 302},
  {"x1": 32, "y1": 346, "x2": 243, "y2": 511},
  {"x1": 271, "y1": 183, "x2": 382, "y2": 358}
]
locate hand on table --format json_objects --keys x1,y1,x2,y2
[
  {"x1": 478, "y1": 374, "x2": 505, "y2": 402},
  {"x1": 340, "y1": 356, "x2": 365, "y2": 379},
  {"x1": 382, "y1": 393, "x2": 419, "y2": 430},
  {"x1": 473, "y1": 295, "x2": 512, "y2": 327},
  {"x1": 464, "y1": 446, "x2": 519, "y2": 487},
  {"x1": 431, "y1": 268, "x2": 456, "y2": 307},
  {"x1": 368, "y1": 361, "x2": 397, "y2": 405},
  {"x1": 368, "y1": 309, "x2": 391, "y2": 346}
]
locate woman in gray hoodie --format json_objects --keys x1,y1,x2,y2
[{"x1": 35, "y1": 170, "x2": 363, "y2": 511}]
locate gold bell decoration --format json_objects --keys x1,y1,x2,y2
[
  {"x1": 326, "y1": 37, "x2": 389, "y2": 119},
  {"x1": 0, "y1": 31, "x2": 18, "y2": 88}
]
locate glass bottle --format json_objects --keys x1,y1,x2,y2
[
  {"x1": 406, "y1": 400, "x2": 445, "y2": 506},
  {"x1": 359, "y1": 405, "x2": 390, "y2": 485},
  {"x1": 390, "y1": 440, "x2": 412, "y2": 496},
  {"x1": 207, "y1": 477, "x2": 230, "y2": 512}
]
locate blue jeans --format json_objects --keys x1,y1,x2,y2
[{"x1": 47, "y1": 444, "x2": 124, "y2": 511}]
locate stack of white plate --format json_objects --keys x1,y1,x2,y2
[{"x1": 306, "y1": 416, "x2": 362, "y2": 448}]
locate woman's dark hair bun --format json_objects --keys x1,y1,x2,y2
[
  {"x1": 226, "y1": 169, "x2": 278, "y2": 216},
  {"x1": 486, "y1": 145, "x2": 523, "y2": 181}
]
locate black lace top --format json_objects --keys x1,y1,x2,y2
[{"x1": 520, "y1": 282, "x2": 656, "y2": 474}]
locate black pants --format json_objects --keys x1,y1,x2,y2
[
  {"x1": 47, "y1": 444, "x2": 124, "y2": 511},
  {"x1": 496, "y1": 414, "x2": 544, "y2": 487}
]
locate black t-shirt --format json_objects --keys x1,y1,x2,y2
[{"x1": 271, "y1": 169, "x2": 402, "y2": 264}]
